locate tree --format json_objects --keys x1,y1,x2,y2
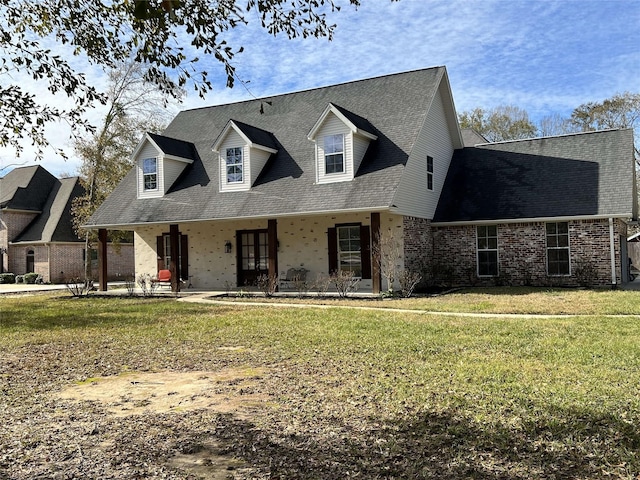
[
  {"x1": 1, "y1": 0, "x2": 365, "y2": 159},
  {"x1": 537, "y1": 113, "x2": 578, "y2": 138},
  {"x1": 71, "y1": 60, "x2": 178, "y2": 281},
  {"x1": 570, "y1": 92, "x2": 640, "y2": 159},
  {"x1": 458, "y1": 105, "x2": 537, "y2": 142}
]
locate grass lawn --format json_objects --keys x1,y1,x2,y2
[{"x1": 1, "y1": 291, "x2": 639, "y2": 479}]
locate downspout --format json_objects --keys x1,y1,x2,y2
[{"x1": 609, "y1": 217, "x2": 617, "y2": 288}]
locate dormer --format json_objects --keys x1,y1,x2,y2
[
  {"x1": 308, "y1": 103, "x2": 378, "y2": 184},
  {"x1": 134, "y1": 133, "x2": 197, "y2": 199},
  {"x1": 212, "y1": 120, "x2": 278, "y2": 192}
]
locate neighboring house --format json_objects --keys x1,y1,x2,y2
[
  {"x1": 0, "y1": 165, "x2": 134, "y2": 283},
  {"x1": 86, "y1": 66, "x2": 637, "y2": 292}
]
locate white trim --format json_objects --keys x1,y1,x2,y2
[
  {"x1": 476, "y1": 224, "x2": 499, "y2": 277},
  {"x1": 609, "y1": 217, "x2": 617, "y2": 286},
  {"x1": 0, "y1": 208, "x2": 42, "y2": 214},
  {"x1": 307, "y1": 103, "x2": 377, "y2": 141},
  {"x1": 431, "y1": 214, "x2": 633, "y2": 227},
  {"x1": 82, "y1": 206, "x2": 392, "y2": 230},
  {"x1": 212, "y1": 120, "x2": 278, "y2": 154},
  {"x1": 163, "y1": 154, "x2": 194, "y2": 164}
]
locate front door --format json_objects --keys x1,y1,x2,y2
[{"x1": 237, "y1": 230, "x2": 268, "y2": 286}]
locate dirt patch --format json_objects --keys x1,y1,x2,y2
[{"x1": 55, "y1": 367, "x2": 269, "y2": 418}]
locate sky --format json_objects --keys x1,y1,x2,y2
[{"x1": 1, "y1": 0, "x2": 639, "y2": 177}]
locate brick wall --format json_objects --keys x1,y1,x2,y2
[
  {"x1": 432, "y1": 218, "x2": 628, "y2": 287},
  {"x1": 6, "y1": 242, "x2": 134, "y2": 283},
  {"x1": 402, "y1": 216, "x2": 433, "y2": 273}
]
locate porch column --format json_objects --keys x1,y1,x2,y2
[
  {"x1": 268, "y1": 219, "x2": 278, "y2": 285},
  {"x1": 371, "y1": 212, "x2": 381, "y2": 294},
  {"x1": 98, "y1": 228, "x2": 108, "y2": 291},
  {"x1": 170, "y1": 224, "x2": 180, "y2": 293}
]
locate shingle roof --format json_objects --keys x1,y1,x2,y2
[
  {"x1": 14, "y1": 177, "x2": 84, "y2": 243},
  {"x1": 0, "y1": 165, "x2": 57, "y2": 211},
  {"x1": 230, "y1": 120, "x2": 279, "y2": 151},
  {"x1": 87, "y1": 67, "x2": 446, "y2": 227},
  {"x1": 148, "y1": 132, "x2": 199, "y2": 161},
  {"x1": 433, "y1": 129, "x2": 636, "y2": 223}
]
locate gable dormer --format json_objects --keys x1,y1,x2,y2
[
  {"x1": 212, "y1": 120, "x2": 278, "y2": 192},
  {"x1": 134, "y1": 133, "x2": 197, "y2": 199},
  {"x1": 308, "y1": 103, "x2": 377, "y2": 184}
]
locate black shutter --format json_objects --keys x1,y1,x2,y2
[
  {"x1": 156, "y1": 236, "x2": 164, "y2": 272},
  {"x1": 180, "y1": 234, "x2": 189, "y2": 280},
  {"x1": 328, "y1": 227, "x2": 337, "y2": 274},
  {"x1": 360, "y1": 225, "x2": 371, "y2": 279}
]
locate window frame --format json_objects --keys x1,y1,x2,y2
[
  {"x1": 427, "y1": 155, "x2": 434, "y2": 191},
  {"x1": 225, "y1": 147, "x2": 244, "y2": 184},
  {"x1": 324, "y1": 133, "x2": 345, "y2": 174},
  {"x1": 142, "y1": 157, "x2": 158, "y2": 191},
  {"x1": 546, "y1": 221, "x2": 570, "y2": 276},
  {"x1": 336, "y1": 224, "x2": 363, "y2": 278},
  {"x1": 476, "y1": 225, "x2": 499, "y2": 277}
]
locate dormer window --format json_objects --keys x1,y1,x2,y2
[
  {"x1": 308, "y1": 103, "x2": 377, "y2": 185},
  {"x1": 143, "y1": 157, "x2": 158, "y2": 191},
  {"x1": 226, "y1": 147, "x2": 244, "y2": 183},
  {"x1": 324, "y1": 134, "x2": 345, "y2": 174},
  {"x1": 213, "y1": 120, "x2": 278, "y2": 193}
]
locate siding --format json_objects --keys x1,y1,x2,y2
[
  {"x1": 219, "y1": 130, "x2": 251, "y2": 192},
  {"x1": 162, "y1": 158, "x2": 188, "y2": 194},
  {"x1": 249, "y1": 148, "x2": 272, "y2": 186},
  {"x1": 392, "y1": 84, "x2": 455, "y2": 218},
  {"x1": 315, "y1": 113, "x2": 354, "y2": 184},
  {"x1": 137, "y1": 143, "x2": 162, "y2": 198}
]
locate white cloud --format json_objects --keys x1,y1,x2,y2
[{"x1": 2, "y1": 0, "x2": 638, "y2": 176}]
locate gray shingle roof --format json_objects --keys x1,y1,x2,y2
[
  {"x1": 147, "y1": 133, "x2": 199, "y2": 161},
  {"x1": 0, "y1": 165, "x2": 57, "y2": 211},
  {"x1": 229, "y1": 120, "x2": 278, "y2": 151},
  {"x1": 14, "y1": 177, "x2": 84, "y2": 243},
  {"x1": 433, "y1": 129, "x2": 636, "y2": 223},
  {"x1": 87, "y1": 67, "x2": 445, "y2": 227}
]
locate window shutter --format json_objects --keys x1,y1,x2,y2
[
  {"x1": 180, "y1": 235, "x2": 189, "y2": 280},
  {"x1": 328, "y1": 227, "x2": 337, "y2": 274},
  {"x1": 156, "y1": 236, "x2": 164, "y2": 272},
  {"x1": 360, "y1": 225, "x2": 371, "y2": 279}
]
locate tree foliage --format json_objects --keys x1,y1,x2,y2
[
  {"x1": 570, "y1": 92, "x2": 640, "y2": 158},
  {"x1": 458, "y1": 105, "x2": 537, "y2": 142},
  {"x1": 71, "y1": 61, "x2": 176, "y2": 279},
  {"x1": 1, "y1": 0, "x2": 363, "y2": 159}
]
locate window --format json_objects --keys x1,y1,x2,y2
[
  {"x1": 143, "y1": 157, "x2": 158, "y2": 190},
  {"x1": 225, "y1": 147, "x2": 243, "y2": 183},
  {"x1": 337, "y1": 225, "x2": 362, "y2": 276},
  {"x1": 427, "y1": 156, "x2": 434, "y2": 190},
  {"x1": 324, "y1": 134, "x2": 345, "y2": 174},
  {"x1": 546, "y1": 222, "x2": 570, "y2": 275},
  {"x1": 157, "y1": 233, "x2": 189, "y2": 281},
  {"x1": 477, "y1": 225, "x2": 498, "y2": 276}
]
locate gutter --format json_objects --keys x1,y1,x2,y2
[{"x1": 609, "y1": 217, "x2": 617, "y2": 288}]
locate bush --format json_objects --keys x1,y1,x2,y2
[
  {"x1": 0, "y1": 273, "x2": 15, "y2": 284},
  {"x1": 574, "y1": 257, "x2": 598, "y2": 287},
  {"x1": 257, "y1": 273, "x2": 279, "y2": 297},
  {"x1": 23, "y1": 273, "x2": 39, "y2": 284},
  {"x1": 14, "y1": 275, "x2": 23, "y2": 284}
]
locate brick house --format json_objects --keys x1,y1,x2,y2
[
  {"x1": 85, "y1": 66, "x2": 637, "y2": 292},
  {"x1": 0, "y1": 165, "x2": 134, "y2": 283}
]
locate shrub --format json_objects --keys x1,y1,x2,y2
[
  {"x1": 399, "y1": 269, "x2": 422, "y2": 298},
  {"x1": 330, "y1": 270, "x2": 359, "y2": 298},
  {"x1": 23, "y1": 273, "x2": 39, "y2": 284},
  {"x1": 574, "y1": 257, "x2": 598, "y2": 287},
  {"x1": 14, "y1": 275, "x2": 23, "y2": 284},
  {"x1": 137, "y1": 273, "x2": 159, "y2": 296},
  {"x1": 257, "y1": 273, "x2": 279, "y2": 297},
  {"x1": 65, "y1": 278, "x2": 92, "y2": 297},
  {"x1": 0, "y1": 273, "x2": 15, "y2": 284},
  {"x1": 311, "y1": 274, "x2": 331, "y2": 298}
]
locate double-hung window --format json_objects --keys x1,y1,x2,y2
[
  {"x1": 337, "y1": 225, "x2": 362, "y2": 277},
  {"x1": 427, "y1": 156, "x2": 434, "y2": 190},
  {"x1": 324, "y1": 134, "x2": 345, "y2": 174},
  {"x1": 226, "y1": 147, "x2": 243, "y2": 183},
  {"x1": 143, "y1": 157, "x2": 158, "y2": 191},
  {"x1": 477, "y1": 225, "x2": 498, "y2": 276},
  {"x1": 546, "y1": 222, "x2": 570, "y2": 275}
]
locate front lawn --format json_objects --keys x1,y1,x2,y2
[{"x1": 1, "y1": 293, "x2": 639, "y2": 478}]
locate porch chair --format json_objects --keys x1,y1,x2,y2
[
  {"x1": 279, "y1": 268, "x2": 309, "y2": 290},
  {"x1": 156, "y1": 269, "x2": 172, "y2": 288}
]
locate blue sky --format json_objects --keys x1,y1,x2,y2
[{"x1": 1, "y1": 0, "x2": 638, "y2": 176}]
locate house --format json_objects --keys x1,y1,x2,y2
[
  {"x1": 85, "y1": 66, "x2": 637, "y2": 292},
  {"x1": 0, "y1": 165, "x2": 134, "y2": 283}
]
